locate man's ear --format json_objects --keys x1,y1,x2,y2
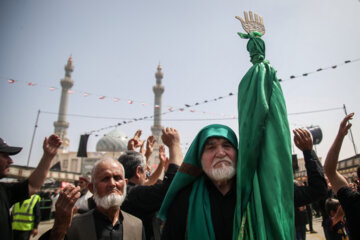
[
  {"x1": 88, "y1": 183, "x2": 94, "y2": 194},
  {"x1": 135, "y1": 166, "x2": 142, "y2": 179},
  {"x1": 125, "y1": 178, "x2": 128, "y2": 184}
]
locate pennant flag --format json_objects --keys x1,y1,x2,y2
[
  {"x1": 114, "y1": 98, "x2": 119, "y2": 102},
  {"x1": 27, "y1": 82, "x2": 35, "y2": 86},
  {"x1": 155, "y1": 105, "x2": 160, "y2": 108},
  {"x1": 68, "y1": 90, "x2": 73, "y2": 94},
  {"x1": 128, "y1": 100, "x2": 133, "y2": 104},
  {"x1": 83, "y1": 93, "x2": 89, "y2": 97},
  {"x1": 99, "y1": 96, "x2": 105, "y2": 100},
  {"x1": 8, "y1": 79, "x2": 15, "y2": 84},
  {"x1": 49, "y1": 87, "x2": 56, "y2": 91}
]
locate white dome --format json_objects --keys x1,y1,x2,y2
[{"x1": 96, "y1": 129, "x2": 129, "y2": 152}]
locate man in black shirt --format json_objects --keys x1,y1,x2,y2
[
  {"x1": 0, "y1": 135, "x2": 61, "y2": 240},
  {"x1": 293, "y1": 128, "x2": 328, "y2": 208},
  {"x1": 119, "y1": 127, "x2": 182, "y2": 240},
  {"x1": 324, "y1": 113, "x2": 360, "y2": 240}
]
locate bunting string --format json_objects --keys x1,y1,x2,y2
[
  {"x1": 40, "y1": 105, "x2": 344, "y2": 136},
  {"x1": 2, "y1": 58, "x2": 358, "y2": 133}
]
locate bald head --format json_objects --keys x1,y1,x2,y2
[{"x1": 91, "y1": 158, "x2": 124, "y2": 184}]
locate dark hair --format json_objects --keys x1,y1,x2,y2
[
  {"x1": 118, "y1": 150, "x2": 146, "y2": 179},
  {"x1": 325, "y1": 198, "x2": 340, "y2": 216}
]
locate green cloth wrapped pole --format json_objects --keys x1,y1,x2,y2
[{"x1": 233, "y1": 31, "x2": 294, "y2": 239}]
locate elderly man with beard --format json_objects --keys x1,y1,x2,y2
[
  {"x1": 44, "y1": 158, "x2": 145, "y2": 240},
  {"x1": 158, "y1": 124, "x2": 238, "y2": 240}
]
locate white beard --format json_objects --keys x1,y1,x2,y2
[
  {"x1": 93, "y1": 186, "x2": 127, "y2": 210},
  {"x1": 202, "y1": 157, "x2": 236, "y2": 181}
]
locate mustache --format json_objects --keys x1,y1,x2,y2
[{"x1": 211, "y1": 156, "x2": 233, "y2": 167}]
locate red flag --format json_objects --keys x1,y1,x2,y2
[{"x1": 8, "y1": 79, "x2": 15, "y2": 84}]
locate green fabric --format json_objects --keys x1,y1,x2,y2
[
  {"x1": 158, "y1": 124, "x2": 238, "y2": 240},
  {"x1": 233, "y1": 32, "x2": 294, "y2": 239}
]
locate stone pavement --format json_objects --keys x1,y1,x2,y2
[
  {"x1": 31, "y1": 219, "x2": 54, "y2": 240},
  {"x1": 32, "y1": 216, "x2": 326, "y2": 240},
  {"x1": 306, "y1": 217, "x2": 326, "y2": 240}
]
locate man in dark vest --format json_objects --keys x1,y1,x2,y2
[{"x1": 43, "y1": 158, "x2": 145, "y2": 240}]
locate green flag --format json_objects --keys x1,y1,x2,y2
[{"x1": 233, "y1": 31, "x2": 294, "y2": 239}]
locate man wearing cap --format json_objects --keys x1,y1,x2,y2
[
  {"x1": 0, "y1": 135, "x2": 62, "y2": 240},
  {"x1": 74, "y1": 174, "x2": 92, "y2": 214}
]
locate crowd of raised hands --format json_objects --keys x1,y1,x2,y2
[{"x1": 127, "y1": 128, "x2": 181, "y2": 185}]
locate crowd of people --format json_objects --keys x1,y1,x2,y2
[{"x1": 0, "y1": 114, "x2": 359, "y2": 240}]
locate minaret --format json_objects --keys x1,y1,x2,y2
[
  {"x1": 53, "y1": 56, "x2": 74, "y2": 151},
  {"x1": 150, "y1": 64, "x2": 164, "y2": 167}
]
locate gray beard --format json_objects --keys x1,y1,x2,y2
[
  {"x1": 204, "y1": 163, "x2": 236, "y2": 181},
  {"x1": 93, "y1": 186, "x2": 126, "y2": 210}
]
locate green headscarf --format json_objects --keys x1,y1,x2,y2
[
  {"x1": 233, "y1": 31, "x2": 294, "y2": 239},
  {"x1": 158, "y1": 124, "x2": 238, "y2": 239}
]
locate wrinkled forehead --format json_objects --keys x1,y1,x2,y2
[{"x1": 94, "y1": 159, "x2": 124, "y2": 177}]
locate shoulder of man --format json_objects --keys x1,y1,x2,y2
[
  {"x1": 121, "y1": 210, "x2": 143, "y2": 240},
  {"x1": 66, "y1": 209, "x2": 96, "y2": 240}
]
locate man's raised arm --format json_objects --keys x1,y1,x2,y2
[
  {"x1": 293, "y1": 128, "x2": 327, "y2": 207},
  {"x1": 28, "y1": 134, "x2": 62, "y2": 196},
  {"x1": 161, "y1": 127, "x2": 183, "y2": 167},
  {"x1": 324, "y1": 113, "x2": 354, "y2": 194}
]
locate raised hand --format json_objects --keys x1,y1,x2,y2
[
  {"x1": 161, "y1": 128, "x2": 180, "y2": 148},
  {"x1": 50, "y1": 185, "x2": 80, "y2": 239},
  {"x1": 43, "y1": 134, "x2": 62, "y2": 159},
  {"x1": 235, "y1": 11, "x2": 265, "y2": 35},
  {"x1": 293, "y1": 128, "x2": 313, "y2": 151},
  {"x1": 145, "y1": 136, "x2": 156, "y2": 159},
  {"x1": 127, "y1": 129, "x2": 145, "y2": 151},
  {"x1": 338, "y1": 113, "x2": 354, "y2": 137},
  {"x1": 159, "y1": 145, "x2": 166, "y2": 164}
]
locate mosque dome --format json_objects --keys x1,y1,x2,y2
[{"x1": 96, "y1": 129, "x2": 129, "y2": 152}]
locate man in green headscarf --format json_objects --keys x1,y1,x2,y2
[{"x1": 158, "y1": 124, "x2": 238, "y2": 240}]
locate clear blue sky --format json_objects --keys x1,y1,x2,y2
[{"x1": 1, "y1": 0, "x2": 360, "y2": 167}]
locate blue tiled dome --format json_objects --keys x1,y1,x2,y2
[{"x1": 96, "y1": 129, "x2": 129, "y2": 152}]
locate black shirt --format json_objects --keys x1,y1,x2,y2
[
  {"x1": 294, "y1": 150, "x2": 327, "y2": 207},
  {"x1": 337, "y1": 186, "x2": 360, "y2": 240},
  {"x1": 161, "y1": 176, "x2": 236, "y2": 240},
  {"x1": 121, "y1": 163, "x2": 178, "y2": 240},
  {"x1": 93, "y1": 208, "x2": 123, "y2": 240},
  {"x1": 0, "y1": 180, "x2": 29, "y2": 240}
]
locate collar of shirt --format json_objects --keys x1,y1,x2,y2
[{"x1": 93, "y1": 208, "x2": 124, "y2": 239}]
